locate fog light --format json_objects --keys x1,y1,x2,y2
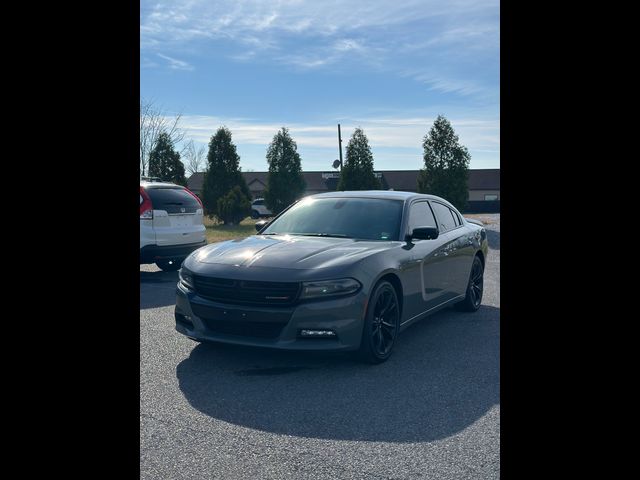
[
  {"x1": 300, "y1": 329, "x2": 336, "y2": 338},
  {"x1": 175, "y1": 313, "x2": 194, "y2": 328}
]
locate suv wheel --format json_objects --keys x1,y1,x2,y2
[{"x1": 251, "y1": 210, "x2": 260, "y2": 219}]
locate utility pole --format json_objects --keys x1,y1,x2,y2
[{"x1": 337, "y1": 123, "x2": 343, "y2": 170}]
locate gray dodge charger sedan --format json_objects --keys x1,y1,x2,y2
[{"x1": 175, "y1": 191, "x2": 488, "y2": 363}]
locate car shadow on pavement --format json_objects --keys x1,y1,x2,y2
[
  {"x1": 176, "y1": 305, "x2": 500, "y2": 443},
  {"x1": 140, "y1": 270, "x2": 178, "y2": 309},
  {"x1": 486, "y1": 229, "x2": 500, "y2": 250}
]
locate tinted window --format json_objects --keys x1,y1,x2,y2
[
  {"x1": 450, "y1": 209, "x2": 461, "y2": 226},
  {"x1": 408, "y1": 201, "x2": 437, "y2": 233},
  {"x1": 146, "y1": 187, "x2": 200, "y2": 214},
  {"x1": 431, "y1": 202, "x2": 457, "y2": 232},
  {"x1": 253, "y1": 199, "x2": 264, "y2": 206},
  {"x1": 262, "y1": 197, "x2": 403, "y2": 241}
]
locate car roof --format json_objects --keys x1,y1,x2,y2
[
  {"x1": 307, "y1": 190, "x2": 460, "y2": 213},
  {"x1": 140, "y1": 181, "x2": 184, "y2": 189},
  {"x1": 309, "y1": 190, "x2": 443, "y2": 202}
]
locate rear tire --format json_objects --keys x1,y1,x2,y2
[
  {"x1": 358, "y1": 281, "x2": 400, "y2": 364},
  {"x1": 455, "y1": 256, "x2": 484, "y2": 312},
  {"x1": 155, "y1": 259, "x2": 182, "y2": 271}
]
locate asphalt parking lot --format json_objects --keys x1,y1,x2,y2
[{"x1": 140, "y1": 216, "x2": 500, "y2": 479}]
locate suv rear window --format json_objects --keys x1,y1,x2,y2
[{"x1": 145, "y1": 187, "x2": 200, "y2": 214}]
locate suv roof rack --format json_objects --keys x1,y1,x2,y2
[{"x1": 140, "y1": 176, "x2": 164, "y2": 182}]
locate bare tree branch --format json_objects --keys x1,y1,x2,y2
[
  {"x1": 140, "y1": 98, "x2": 186, "y2": 176},
  {"x1": 184, "y1": 139, "x2": 207, "y2": 176}
]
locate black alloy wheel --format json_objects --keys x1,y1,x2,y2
[
  {"x1": 456, "y1": 256, "x2": 484, "y2": 312},
  {"x1": 359, "y1": 281, "x2": 400, "y2": 364}
]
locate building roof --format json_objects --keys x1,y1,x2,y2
[
  {"x1": 187, "y1": 168, "x2": 499, "y2": 194},
  {"x1": 187, "y1": 172, "x2": 206, "y2": 192},
  {"x1": 245, "y1": 171, "x2": 268, "y2": 189}
]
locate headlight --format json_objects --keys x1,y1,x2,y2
[
  {"x1": 299, "y1": 278, "x2": 361, "y2": 300},
  {"x1": 179, "y1": 267, "x2": 195, "y2": 290}
]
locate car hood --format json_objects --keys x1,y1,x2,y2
[{"x1": 191, "y1": 234, "x2": 398, "y2": 270}]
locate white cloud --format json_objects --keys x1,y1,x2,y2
[
  {"x1": 141, "y1": 57, "x2": 159, "y2": 69},
  {"x1": 415, "y1": 74, "x2": 485, "y2": 96},
  {"x1": 141, "y1": 0, "x2": 499, "y2": 98},
  {"x1": 156, "y1": 53, "x2": 194, "y2": 71},
  {"x1": 176, "y1": 113, "x2": 499, "y2": 170},
  {"x1": 141, "y1": 0, "x2": 499, "y2": 41},
  {"x1": 333, "y1": 39, "x2": 364, "y2": 52},
  {"x1": 279, "y1": 55, "x2": 332, "y2": 69}
]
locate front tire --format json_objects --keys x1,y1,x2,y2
[
  {"x1": 251, "y1": 210, "x2": 260, "y2": 219},
  {"x1": 155, "y1": 259, "x2": 182, "y2": 271},
  {"x1": 358, "y1": 281, "x2": 400, "y2": 364},
  {"x1": 456, "y1": 255, "x2": 484, "y2": 312}
]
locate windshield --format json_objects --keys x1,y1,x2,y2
[{"x1": 261, "y1": 197, "x2": 404, "y2": 241}]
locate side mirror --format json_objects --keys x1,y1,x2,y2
[
  {"x1": 255, "y1": 220, "x2": 269, "y2": 232},
  {"x1": 405, "y1": 226, "x2": 439, "y2": 243}
]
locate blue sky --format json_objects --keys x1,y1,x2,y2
[{"x1": 140, "y1": 0, "x2": 499, "y2": 172}]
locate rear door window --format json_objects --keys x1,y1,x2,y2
[
  {"x1": 146, "y1": 187, "x2": 200, "y2": 214},
  {"x1": 450, "y1": 208, "x2": 461, "y2": 226},
  {"x1": 430, "y1": 202, "x2": 457, "y2": 232}
]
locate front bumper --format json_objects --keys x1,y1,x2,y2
[
  {"x1": 174, "y1": 281, "x2": 367, "y2": 351},
  {"x1": 140, "y1": 240, "x2": 207, "y2": 264}
]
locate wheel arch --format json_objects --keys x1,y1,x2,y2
[{"x1": 372, "y1": 271, "x2": 404, "y2": 321}]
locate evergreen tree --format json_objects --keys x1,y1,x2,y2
[
  {"x1": 201, "y1": 127, "x2": 250, "y2": 220},
  {"x1": 148, "y1": 132, "x2": 186, "y2": 185},
  {"x1": 337, "y1": 127, "x2": 380, "y2": 190},
  {"x1": 417, "y1": 115, "x2": 470, "y2": 211},
  {"x1": 264, "y1": 127, "x2": 306, "y2": 215},
  {"x1": 216, "y1": 186, "x2": 251, "y2": 226}
]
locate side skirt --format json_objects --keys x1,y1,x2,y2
[{"x1": 399, "y1": 295, "x2": 465, "y2": 332}]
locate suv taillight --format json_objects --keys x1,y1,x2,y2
[
  {"x1": 140, "y1": 187, "x2": 153, "y2": 219},
  {"x1": 184, "y1": 187, "x2": 203, "y2": 209}
]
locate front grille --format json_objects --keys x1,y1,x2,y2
[
  {"x1": 192, "y1": 275, "x2": 301, "y2": 306},
  {"x1": 191, "y1": 302, "x2": 292, "y2": 340}
]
